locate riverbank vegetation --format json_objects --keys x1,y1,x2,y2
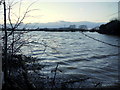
[{"x1": 98, "y1": 19, "x2": 120, "y2": 36}]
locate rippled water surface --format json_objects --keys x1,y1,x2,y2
[{"x1": 21, "y1": 31, "x2": 120, "y2": 87}]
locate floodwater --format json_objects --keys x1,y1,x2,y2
[{"x1": 21, "y1": 31, "x2": 119, "y2": 88}]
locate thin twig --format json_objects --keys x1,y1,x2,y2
[{"x1": 52, "y1": 63, "x2": 59, "y2": 87}]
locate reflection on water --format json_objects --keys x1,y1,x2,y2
[{"x1": 21, "y1": 31, "x2": 119, "y2": 87}]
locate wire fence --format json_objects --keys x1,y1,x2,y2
[{"x1": 81, "y1": 32, "x2": 120, "y2": 48}]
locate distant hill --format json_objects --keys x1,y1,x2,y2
[{"x1": 10, "y1": 21, "x2": 104, "y2": 29}]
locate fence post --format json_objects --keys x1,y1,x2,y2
[
  {"x1": 0, "y1": 42, "x2": 2, "y2": 90},
  {"x1": 3, "y1": 0, "x2": 8, "y2": 87}
]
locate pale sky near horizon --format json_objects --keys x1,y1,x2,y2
[{"x1": 0, "y1": 0, "x2": 119, "y2": 24}]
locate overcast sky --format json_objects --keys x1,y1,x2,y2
[
  {"x1": 13, "y1": 0, "x2": 119, "y2": 2},
  {"x1": 0, "y1": 0, "x2": 119, "y2": 24}
]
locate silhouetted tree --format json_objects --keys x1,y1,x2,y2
[
  {"x1": 79, "y1": 25, "x2": 87, "y2": 30},
  {"x1": 1, "y1": 0, "x2": 37, "y2": 89},
  {"x1": 69, "y1": 25, "x2": 76, "y2": 29},
  {"x1": 99, "y1": 20, "x2": 120, "y2": 35}
]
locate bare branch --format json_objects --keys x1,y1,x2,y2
[
  {"x1": 8, "y1": 5, "x2": 13, "y2": 29},
  {"x1": 14, "y1": 1, "x2": 37, "y2": 29}
]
